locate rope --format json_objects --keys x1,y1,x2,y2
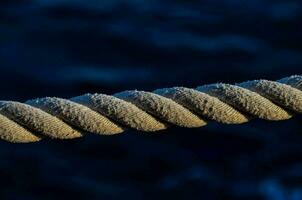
[{"x1": 0, "y1": 75, "x2": 301, "y2": 143}]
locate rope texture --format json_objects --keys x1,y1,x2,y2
[{"x1": 0, "y1": 75, "x2": 301, "y2": 143}]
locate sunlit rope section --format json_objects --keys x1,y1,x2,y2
[{"x1": 0, "y1": 75, "x2": 301, "y2": 143}]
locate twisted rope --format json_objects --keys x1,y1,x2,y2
[{"x1": 0, "y1": 75, "x2": 301, "y2": 143}]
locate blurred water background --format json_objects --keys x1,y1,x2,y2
[{"x1": 1, "y1": 0, "x2": 302, "y2": 199}]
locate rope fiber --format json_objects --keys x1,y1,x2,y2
[{"x1": 0, "y1": 75, "x2": 302, "y2": 143}]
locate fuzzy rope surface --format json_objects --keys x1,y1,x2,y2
[{"x1": 0, "y1": 75, "x2": 301, "y2": 143}]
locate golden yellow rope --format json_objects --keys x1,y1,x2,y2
[{"x1": 0, "y1": 75, "x2": 301, "y2": 143}]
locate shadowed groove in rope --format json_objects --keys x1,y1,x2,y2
[{"x1": 0, "y1": 75, "x2": 301, "y2": 143}]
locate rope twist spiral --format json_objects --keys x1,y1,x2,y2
[{"x1": 1, "y1": 75, "x2": 302, "y2": 143}]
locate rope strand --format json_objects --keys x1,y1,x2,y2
[{"x1": 0, "y1": 75, "x2": 301, "y2": 143}]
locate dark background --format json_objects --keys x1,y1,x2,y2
[{"x1": 1, "y1": 0, "x2": 302, "y2": 199}]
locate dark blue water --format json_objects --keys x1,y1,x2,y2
[{"x1": 1, "y1": 0, "x2": 302, "y2": 199}]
